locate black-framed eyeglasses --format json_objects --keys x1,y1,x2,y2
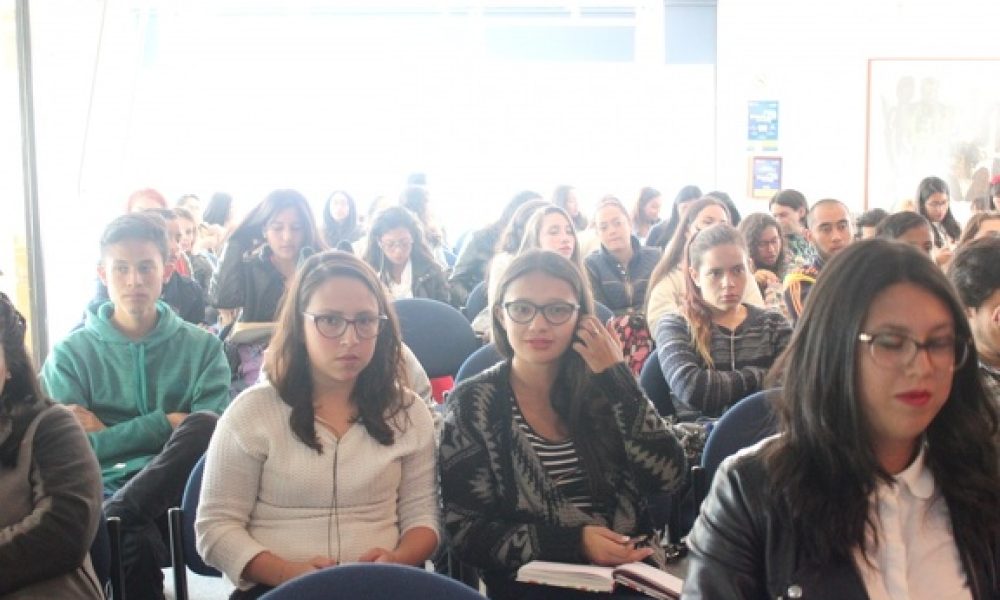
[
  {"x1": 857, "y1": 331, "x2": 969, "y2": 371},
  {"x1": 303, "y1": 312, "x2": 387, "y2": 340},
  {"x1": 502, "y1": 301, "x2": 579, "y2": 325}
]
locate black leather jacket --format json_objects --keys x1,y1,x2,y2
[
  {"x1": 209, "y1": 242, "x2": 314, "y2": 323},
  {"x1": 683, "y1": 443, "x2": 999, "y2": 600}
]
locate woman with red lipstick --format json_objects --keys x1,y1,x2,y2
[
  {"x1": 440, "y1": 250, "x2": 687, "y2": 600},
  {"x1": 683, "y1": 239, "x2": 1000, "y2": 600},
  {"x1": 656, "y1": 223, "x2": 790, "y2": 421},
  {"x1": 197, "y1": 251, "x2": 438, "y2": 599}
]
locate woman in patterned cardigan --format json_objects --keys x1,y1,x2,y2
[{"x1": 439, "y1": 250, "x2": 687, "y2": 599}]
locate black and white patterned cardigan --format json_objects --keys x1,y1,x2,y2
[{"x1": 438, "y1": 360, "x2": 688, "y2": 593}]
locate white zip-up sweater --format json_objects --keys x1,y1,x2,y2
[{"x1": 195, "y1": 382, "x2": 439, "y2": 589}]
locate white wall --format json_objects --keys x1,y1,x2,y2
[{"x1": 716, "y1": 0, "x2": 1000, "y2": 214}]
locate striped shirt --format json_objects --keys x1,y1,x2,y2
[{"x1": 511, "y1": 400, "x2": 595, "y2": 513}]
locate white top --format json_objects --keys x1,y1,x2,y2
[
  {"x1": 645, "y1": 267, "x2": 764, "y2": 333},
  {"x1": 853, "y1": 447, "x2": 972, "y2": 600},
  {"x1": 386, "y1": 260, "x2": 414, "y2": 300},
  {"x1": 195, "y1": 382, "x2": 439, "y2": 589}
]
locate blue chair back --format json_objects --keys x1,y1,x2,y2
[
  {"x1": 638, "y1": 350, "x2": 674, "y2": 418},
  {"x1": 259, "y1": 563, "x2": 484, "y2": 599},
  {"x1": 700, "y1": 389, "x2": 780, "y2": 483},
  {"x1": 90, "y1": 510, "x2": 111, "y2": 595},
  {"x1": 462, "y1": 281, "x2": 488, "y2": 322},
  {"x1": 455, "y1": 344, "x2": 503, "y2": 382},
  {"x1": 182, "y1": 456, "x2": 221, "y2": 577},
  {"x1": 394, "y1": 298, "x2": 481, "y2": 379}
]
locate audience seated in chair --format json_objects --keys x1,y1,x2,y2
[
  {"x1": 683, "y1": 239, "x2": 999, "y2": 598},
  {"x1": 197, "y1": 252, "x2": 439, "y2": 599},
  {"x1": 40, "y1": 212, "x2": 231, "y2": 600},
  {"x1": 948, "y1": 236, "x2": 1000, "y2": 406},
  {"x1": 768, "y1": 188, "x2": 816, "y2": 268},
  {"x1": 363, "y1": 206, "x2": 452, "y2": 305},
  {"x1": 0, "y1": 292, "x2": 105, "y2": 599},
  {"x1": 209, "y1": 189, "x2": 325, "y2": 394},
  {"x1": 782, "y1": 198, "x2": 853, "y2": 323},
  {"x1": 440, "y1": 250, "x2": 686, "y2": 600},
  {"x1": 655, "y1": 223, "x2": 790, "y2": 423}
]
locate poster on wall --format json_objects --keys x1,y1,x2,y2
[
  {"x1": 748, "y1": 100, "x2": 779, "y2": 144},
  {"x1": 750, "y1": 156, "x2": 782, "y2": 198},
  {"x1": 866, "y1": 58, "x2": 1000, "y2": 213}
]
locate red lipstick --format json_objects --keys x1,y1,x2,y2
[{"x1": 896, "y1": 390, "x2": 931, "y2": 406}]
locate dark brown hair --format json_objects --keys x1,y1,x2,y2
[
  {"x1": 490, "y1": 250, "x2": 623, "y2": 501},
  {"x1": 0, "y1": 293, "x2": 48, "y2": 467},
  {"x1": 265, "y1": 250, "x2": 409, "y2": 450},
  {"x1": 764, "y1": 239, "x2": 999, "y2": 566}
]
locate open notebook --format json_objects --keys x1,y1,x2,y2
[{"x1": 516, "y1": 560, "x2": 683, "y2": 599}]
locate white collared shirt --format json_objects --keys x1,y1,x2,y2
[
  {"x1": 853, "y1": 447, "x2": 972, "y2": 600},
  {"x1": 386, "y1": 260, "x2": 413, "y2": 300}
]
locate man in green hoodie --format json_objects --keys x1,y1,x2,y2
[{"x1": 41, "y1": 212, "x2": 230, "y2": 600}]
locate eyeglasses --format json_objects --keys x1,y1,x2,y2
[
  {"x1": 380, "y1": 239, "x2": 413, "y2": 251},
  {"x1": 303, "y1": 312, "x2": 387, "y2": 339},
  {"x1": 926, "y1": 200, "x2": 949, "y2": 210},
  {"x1": 857, "y1": 331, "x2": 969, "y2": 371},
  {"x1": 502, "y1": 301, "x2": 579, "y2": 325}
]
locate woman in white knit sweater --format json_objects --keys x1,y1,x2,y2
[{"x1": 196, "y1": 251, "x2": 439, "y2": 599}]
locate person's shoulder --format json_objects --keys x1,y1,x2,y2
[
  {"x1": 716, "y1": 435, "x2": 779, "y2": 491},
  {"x1": 224, "y1": 382, "x2": 286, "y2": 421},
  {"x1": 446, "y1": 362, "x2": 508, "y2": 416}
]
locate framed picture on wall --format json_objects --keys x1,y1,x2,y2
[
  {"x1": 865, "y1": 58, "x2": 1000, "y2": 214},
  {"x1": 750, "y1": 156, "x2": 782, "y2": 198}
]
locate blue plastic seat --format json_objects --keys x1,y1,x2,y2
[
  {"x1": 462, "y1": 281, "x2": 488, "y2": 322},
  {"x1": 394, "y1": 298, "x2": 481, "y2": 379},
  {"x1": 455, "y1": 344, "x2": 504, "y2": 382},
  {"x1": 638, "y1": 349, "x2": 674, "y2": 418},
  {"x1": 168, "y1": 455, "x2": 221, "y2": 600},
  {"x1": 260, "y1": 563, "x2": 484, "y2": 599}
]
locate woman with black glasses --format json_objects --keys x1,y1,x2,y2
[
  {"x1": 683, "y1": 239, "x2": 999, "y2": 599},
  {"x1": 440, "y1": 250, "x2": 687, "y2": 600},
  {"x1": 197, "y1": 251, "x2": 439, "y2": 599}
]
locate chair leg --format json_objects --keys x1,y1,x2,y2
[
  {"x1": 106, "y1": 516, "x2": 125, "y2": 600},
  {"x1": 167, "y1": 508, "x2": 189, "y2": 600}
]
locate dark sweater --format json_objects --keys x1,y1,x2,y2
[
  {"x1": 584, "y1": 237, "x2": 661, "y2": 315},
  {"x1": 439, "y1": 361, "x2": 687, "y2": 599},
  {"x1": 656, "y1": 304, "x2": 791, "y2": 420}
]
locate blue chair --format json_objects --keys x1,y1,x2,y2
[
  {"x1": 90, "y1": 510, "x2": 124, "y2": 600},
  {"x1": 638, "y1": 349, "x2": 674, "y2": 418},
  {"x1": 260, "y1": 563, "x2": 484, "y2": 599},
  {"x1": 455, "y1": 344, "x2": 503, "y2": 382},
  {"x1": 692, "y1": 389, "x2": 780, "y2": 506},
  {"x1": 168, "y1": 455, "x2": 221, "y2": 600},
  {"x1": 394, "y1": 298, "x2": 481, "y2": 379},
  {"x1": 462, "y1": 281, "x2": 488, "y2": 322}
]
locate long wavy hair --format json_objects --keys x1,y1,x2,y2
[
  {"x1": 519, "y1": 205, "x2": 584, "y2": 271},
  {"x1": 497, "y1": 200, "x2": 550, "y2": 254},
  {"x1": 228, "y1": 189, "x2": 325, "y2": 254},
  {"x1": 265, "y1": 251, "x2": 409, "y2": 451},
  {"x1": 363, "y1": 206, "x2": 441, "y2": 285},
  {"x1": 681, "y1": 223, "x2": 749, "y2": 368},
  {"x1": 645, "y1": 197, "x2": 730, "y2": 310},
  {"x1": 738, "y1": 212, "x2": 787, "y2": 279},
  {"x1": 632, "y1": 187, "x2": 662, "y2": 230},
  {"x1": 0, "y1": 293, "x2": 48, "y2": 467},
  {"x1": 491, "y1": 250, "x2": 624, "y2": 501},
  {"x1": 916, "y1": 176, "x2": 962, "y2": 246},
  {"x1": 764, "y1": 239, "x2": 999, "y2": 568}
]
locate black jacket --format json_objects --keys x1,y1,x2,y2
[
  {"x1": 584, "y1": 237, "x2": 661, "y2": 315},
  {"x1": 683, "y1": 442, "x2": 999, "y2": 600},
  {"x1": 448, "y1": 228, "x2": 498, "y2": 307},
  {"x1": 210, "y1": 242, "x2": 313, "y2": 323},
  {"x1": 379, "y1": 256, "x2": 452, "y2": 305}
]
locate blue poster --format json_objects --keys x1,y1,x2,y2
[
  {"x1": 748, "y1": 100, "x2": 779, "y2": 142},
  {"x1": 751, "y1": 157, "x2": 782, "y2": 198}
]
